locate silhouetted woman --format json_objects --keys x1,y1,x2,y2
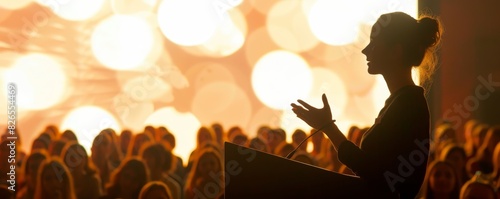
[{"x1": 292, "y1": 12, "x2": 441, "y2": 198}]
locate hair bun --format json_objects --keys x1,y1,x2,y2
[{"x1": 417, "y1": 17, "x2": 441, "y2": 49}]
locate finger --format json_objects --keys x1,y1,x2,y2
[
  {"x1": 292, "y1": 106, "x2": 308, "y2": 116},
  {"x1": 297, "y1": 99, "x2": 316, "y2": 110},
  {"x1": 322, "y1": 93, "x2": 330, "y2": 110}
]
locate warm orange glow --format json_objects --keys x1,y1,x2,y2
[
  {"x1": 308, "y1": 0, "x2": 362, "y2": 45},
  {"x1": 307, "y1": 67, "x2": 348, "y2": 117},
  {"x1": 3, "y1": 53, "x2": 69, "y2": 110},
  {"x1": 252, "y1": 50, "x2": 313, "y2": 110},
  {"x1": 144, "y1": 107, "x2": 201, "y2": 163},
  {"x1": 191, "y1": 82, "x2": 252, "y2": 129},
  {"x1": 60, "y1": 106, "x2": 122, "y2": 155},
  {"x1": 37, "y1": 0, "x2": 106, "y2": 21},
  {"x1": 0, "y1": 0, "x2": 34, "y2": 10},
  {"x1": 180, "y1": 8, "x2": 247, "y2": 57},
  {"x1": 244, "y1": 27, "x2": 280, "y2": 68},
  {"x1": 157, "y1": 0, "x2": 220, "y2": 46},
  {"x1": 91, "y1": 14, "x2": 159, "y2": 70},
  {"x1": 266, "y1": 0, "x2": 319, "y2": 52}
]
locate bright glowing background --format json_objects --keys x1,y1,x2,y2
[
  {"x1": 60, "y1": 106, "x2": 122, "y2": 155},
  {"x1": 38, "y1": 0, "x2": 106, "y2": 21},
  {"x1": 91, "y1": 14, "x2": 158, "y2": 70},
  {"x1": 144, "y1": 107, "x2": 201, "y2": 163},
  {"x1": 3, "y1": 0, "x2": 420, "y2": 164},
  {"x1": 157, "y1": 0, "x2": 220, "y2": 46},
  {"x1": 3, "y1": 53, "x2": 69, "y2": 110},
  {"x1": 0, "y1": 0, "x2": 34, "y2": 10},
  {"x1": 252, "y1": 50, "x2": 313, "y2": 110},
  {"x1": 308, "y1": 0, "x2": 362, "y2": 46}
]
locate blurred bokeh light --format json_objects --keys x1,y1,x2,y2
[
  {"x1": 60, "y1": 106, "x2": 122, "y2": 155},
  {"x1": 252, "y1": 50, "x2": 313, "y2": 110}
]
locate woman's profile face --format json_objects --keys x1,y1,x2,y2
[
  {"x1": 362, "y1": 19, "x2": 401, "y2": 75},
  {"x1": 429, "y1": 164, "x2": 456, "y2": 194}
]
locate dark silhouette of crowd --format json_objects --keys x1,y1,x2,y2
[{"x1": 0, "y1": 119, "x2": 498, "y2": 199}]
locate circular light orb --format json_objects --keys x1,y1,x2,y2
[
  {"x1": 308, "y1": 0, "x2": 362, "y2": 46},
  {"x1": 144, "y1": 107, "x2": 201, "y2": 163},
  {"x1": 267, "y1": 0, "x2": 319, "y2": 52},
  {"x1": 38, "y1": 0, "x2": 105, "y2": 21},
  {"x1": 189, "y1": 9, "x2": 247, "y2": 57},
  {"x1": 111, "y1": 0, "x2": 158, "y2": 14},
  {"x1": 307, "y1": 67, "x2": 348, "y2": 117},
  {"x1": 191, "y1": 82, "x2": 252, "y2": 130},
  {"x1": 0, "y1": 0, "x2": 33, "y2": 10},
  {"x1": 157, "y1": 0, "x2": 223, "y2": 46},
  {"x1": 91, "y1": 14, "x2": 157, "y2": 70},
  {"x1": 60, "y1": 106, "x2": 121, "y2": 156},
  {"x1": 3, "y1": 53, "x2": 68, "y2": 110},
  {"x1": 185, "y1": 62, "x2": 236, "y2": 92},
  {"x1": 244, "y1": 27, "x2": 280, "y2": 68},
  {"x1": 252, "y1": 50, "x2": 313, "y2": 110}
]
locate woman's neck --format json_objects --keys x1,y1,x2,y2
[{"x1": 383, "y1": 68, "x2": 415, "y2": 94}]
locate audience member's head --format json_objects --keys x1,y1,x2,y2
[
  {"x1": 35, "y1": 158, "x2": 76, "y2": 199},
  {"x1": 197, "y1": 126, "x2": 216, "y2": 147},
  {"x1": 231, "y1": 133, "x2": 248, "y2": 146},
  {"x1": 249, "y1": 137, "x2": 269, "y2": 153},
  {"x1": 140, "y1": 143, "x2": 175, "y2": 177},
  {"x1": 440, "y1": 144, "x2": 468, "y2": 185},
  {"x1": 48, "y1": 139, "x2": 67, "y2": 157},
  {"x1": 60, "y1": 130, "x2": 78, "y2": 142},
  {"x1": 128, "y1": 132, "x2": 153, "y2": 157},
  {"x1": 120, "y1": 129, "x2": 132, "y2": 154},
  {"x1": 227, "y1": 126, "x2": 243, "y2": 142},
  {"x1": 423, "y1": 160, "x2": 460, "y2": 199},
  {"x1": 185, "y1": 148, "x2": 223, "y2": 197},
  {"x1": 267, "y1": 128, "x2": 286, "y2": 154},
  {"x1": 274, "y1": 142, "x2": 295, "y2": 157},
  {"x1": 292, "y1": 129, "x2": 307, "y2": 151},
  {"x1": 106, "y1": 158, "x2": 150, "y2": 199},
  {"x1": 62, "y1": 142, "x2": 97, "y2": 178},
  {"x1": 31, "y1": 133, "x2": 51, "y2": 152},
  {"x1": 44, "y1": 125, "x2": 60, "y2": 139},
  {"x1": 472, "y1": 124, "x2": 490, "y2": 151},
  {"x1": 139, "y1": 181, "x2": 173, "y2": 199},
  {"x1": 22, "y1": 150, "x2": 49, "y2": 192},
  {"x1": 460, "y1": 176, "x2": 497, "y2": 199},
  {"x1": 144, "y1": 126, "x2": 157, "y2": 141},
  {"x1": 211, "y1": 123, "x2": 224, "y2": 146},
  {"x1": 91, "y1": 132, "x2": 113, "y2": 161}
]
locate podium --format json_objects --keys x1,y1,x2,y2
[{"x1": 224, "y1": 142, "x2": 368, "y2": 199}]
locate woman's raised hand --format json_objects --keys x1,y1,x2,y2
[{"x1": 291, "y1": 94, "x2": 333, "y2": 130}]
